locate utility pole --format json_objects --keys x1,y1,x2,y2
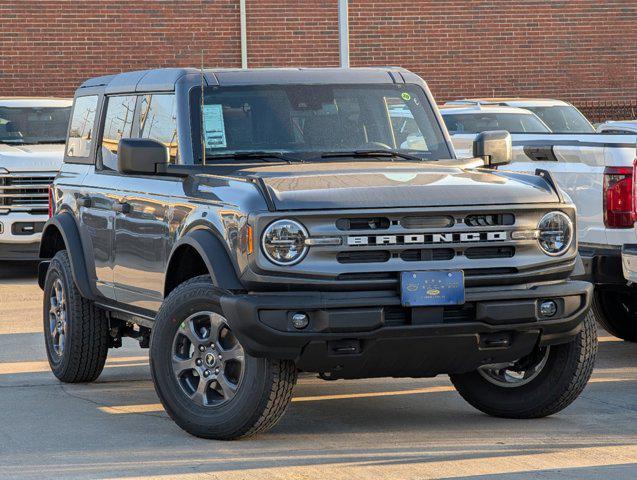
[
  {"x1": 338, "y1": 0, "x2": 350, "y2": 68},
  {"x1": 240, "y1": 0, "x2": 248, "y2": 68}
]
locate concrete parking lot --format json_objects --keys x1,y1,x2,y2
[{"x1": 0, "y1": 262, "x2": 636, "y2": 480}]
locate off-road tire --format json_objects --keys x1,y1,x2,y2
[
  {"x1": 449, "y1": 309, "x2": 597, "y2": 418},
  {"x1": 592, "y1": 287, "x2": 637, "y2": 342},
  {"x1": 149, "y1": 275, "x2": 297, "y2": 440},
  {"x1": 43, "y1": 250, "x2": 109, "y2": 383}
]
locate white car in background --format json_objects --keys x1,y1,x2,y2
[
  {"x1": 597, "y1": 120, "x2": 637, "y2": 135},
  {"x1": 0, "y1": 97, "x2": 71, "y2": 260},
  {"x1": 442, "y1": 98, "x2": 637, "y2": 342}
]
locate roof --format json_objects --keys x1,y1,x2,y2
[
  {"x1": 0, "y1": 97, "x2": 72, "y2": 107},
  {"x1": 78, "y1": 67, "x2": 419, "y2": 94},
  {"x1": 445, "y1": 98, "x2": 571, "y2": 108},
  {"x1": 439, "y1": 104, "x2": 539, "y2": 115}
]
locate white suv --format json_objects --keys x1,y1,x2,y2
[
  {"x1": 0, "y1": 97, "x2": 71, "y2": 260},
  {"x1": 443, "y1": 98, "x2": 637, "y2": 341}
]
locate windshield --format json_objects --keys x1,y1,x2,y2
[
  {"x1": 0, "y1": 106, "x2": 71, "y2": 144},
  {"x1": 524, "y1": 105, "x2": 595, "y2": 133},
  {"x1": 442, "y1": 112, "x2": 551, "y2": 134},
  {"x1": 190, "y1": 84, "x2": 452, "y2": 162}
]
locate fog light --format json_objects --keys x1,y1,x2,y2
[
  {"x1": 539, "y1": 300, "x2": 558, "y2": 318},
  {"x1": 291, "y1": 312, "x2": 309, "y2": 329}
]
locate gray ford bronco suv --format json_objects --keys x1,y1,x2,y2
[{"x1": 40, "y1": 67, "x2": 596, "y2": 440}]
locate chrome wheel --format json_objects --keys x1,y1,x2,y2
[
  {"x1": 478, "y1": 346, "x2": 551, "y2": 388},
  {"x1": 171, "y1": 311, "x2": 245, "y2": 406},
  {"x1": 48, "y1": 278, "x2": 67, "y2": 357}
]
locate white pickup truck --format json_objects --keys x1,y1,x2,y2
[
  {"x1": 0, "y1": 97, "x2": 71, "y2": 260},
  {"x1": 441, "y1": 99, "x2": 637, "y2": 341}
]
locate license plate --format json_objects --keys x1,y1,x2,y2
[{"x1": 400, "y1": 271, "x2": 465, "y2": 307}]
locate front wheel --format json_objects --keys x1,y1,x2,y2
[
  {"x1": 450, "y1": 310, "x2": 597, "y2": 418},
  {"x1": 150, "y1": 276, "x2": 297, "y2": 440}
]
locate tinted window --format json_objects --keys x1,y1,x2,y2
[
  {"x1": 66, "y1": 95, "x2": 98, "y2": 158},
  {"x1": 191, "y1": 84, "x2": 451, "y2": 162},
  {"x1": 525, "y1": 105, "x2": 595, "y2": 133},
  {"x1": 101, "y1": 95, "x2": 137, "y2": 170},
  {"x1": 443, "y1": 113, "x2": 551, "y2": 134},
  {"x1": 0, "y1": 105, "x2": 70, "y2": 145},
  {"x1": 139, "y1": 94, "x2": 178, "y2": 162}
]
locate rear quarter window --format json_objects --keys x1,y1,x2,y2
[{"x1": 66, "y1": 95, "x2": 99, "y2": 159}]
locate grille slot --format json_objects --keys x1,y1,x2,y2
[
  {"x1": 337, "y1": 250, "x2": 390, "y2": 264},
  {"x1": 336, "y1": 217, "x2": 390, "y2": 231},
  {"x1": 464, "y1": 246, "x2": 515, "y2": 259},
  {"x1": 337, "y1": 272, "x2": 396, "y2": 281},
  {"x1": 465, "y1": 267, "x2": 517, "y2": 276},
  {"x1": 400, "y1": 215, "x2": 454, "y2": 229},
  {"x1": 464, "y1": 213, "x2": 514, "y2": 227},
  {"x1": 382, "y1": 305, "x2": 476, "y2": 326},
  {"x1": 400, "y1": 248, "x2": 455, "y2": 262},
  {"x1": 0, "y1": 173, "x2": 54, "y2": 213}
]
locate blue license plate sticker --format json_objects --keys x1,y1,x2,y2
[{"x1": 400, "y1": 271, "x2": 465, "y2": 307}]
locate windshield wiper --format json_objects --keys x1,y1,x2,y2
[
  {"x1": 203, "y1": 151, "x2": 302, "y2": 164},
  {"x1": 321, "y1": 149, "x2": 427, "y2": 162}
]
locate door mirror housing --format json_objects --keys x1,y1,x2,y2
[
  {"x1": 473, "y1": 130, "x2": 512, "y2": 167},
  {"x1": 117, "y1": 138, "x2": 169, "y2": 175}
]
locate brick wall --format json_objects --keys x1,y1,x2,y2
[{"x1": 1, "y1": 0, "x2": 636, "y2": 112}]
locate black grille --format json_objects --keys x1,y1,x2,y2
[
  {"x1": 336, "y1": 217, "x2": 390, "y2": 230},
  {"x1": 337, "y1": 272, "x2": 396, "y2": 281},
  {"x1": 383, "y1": 305, "x2": 476, "y2": 326},
  {"x1": 400, "y1": 215, "x2": 454, "y2": 229},
  {"x1": 464, "y1": 213, "x2": 514, "y2": 227},
  {"x1": 464, "y1": 246, "x2": 515, "y2": 259},
  {"x1": 337, "y1": 250, "x2": 391, "y2": 264},
  {"x1": 400, "y1": 248, "x2": 455, "y2": 262}
]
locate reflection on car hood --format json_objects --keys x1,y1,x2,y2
[
  {"x1": 231, "y1": 161, "x2": 559, "y2": 210},
  {"x1": 0, "y1": 143, "x2": 65, "y2": 172}
]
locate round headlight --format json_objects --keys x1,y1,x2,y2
[
  {"x1": 261, "y1": 219, "x2": 308, "y2": 265},
  {"x1": 537, "y1": 211, "x2": 573, "y2": 256}
]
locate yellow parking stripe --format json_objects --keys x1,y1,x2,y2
[{"x1": 0, "y1": 356, "x2": 148, "y2": 375}]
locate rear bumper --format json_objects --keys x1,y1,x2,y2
[
  {"x1": 221, "y1": 280, "x2": 593, "y2": 379},
  {"x1": 622, "y1": 244, "x2": 637, "y2": 282},
  {"x1": 578, "y1": 245, "x2": 625, "y2": 285}
]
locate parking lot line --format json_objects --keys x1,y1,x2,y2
[{"x1": 0, "y1": 355, "x2": 148, "y2": 375}]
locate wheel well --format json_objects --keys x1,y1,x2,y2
[
  {"x1": 164, "y1": 245, "x2": 209, "y2": 297},
  {"x1": 40, "y1": 225, "x2": 66, "y2": 259}
]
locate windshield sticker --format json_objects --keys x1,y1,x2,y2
[
  {"x1": 401, "y1": 92, "x2": 411, "y2": 101},
  {"x1": 203, "y1": 104, "x2": 227, "y2": 149}
]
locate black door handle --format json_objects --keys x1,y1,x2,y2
[
  {"x1": 76, "y1": 196, "x2": 92, "y2": 208},
  {"x1": 113, "y1": 201, "x2": 131, "y2": 214}
]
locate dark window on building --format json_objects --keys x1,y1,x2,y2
[
  {"x1": 66, "y1": 95, "x2": 98, "y2": 159},
  {"x1": 138, "y1": 94, "x2": 178, "y2": 162},
  {"x1": 101, "y1": 95, "x2": 137, "y2": 170}
]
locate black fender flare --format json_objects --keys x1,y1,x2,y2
[
  {"x1": 165, "y1": 229, "x2": 244, "y2": 296},
  {"x1": 39, "y1": 212, "x2": 94, "y2": 300}
]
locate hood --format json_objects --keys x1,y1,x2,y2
[
  {"x1": 230, "y1": 161, "x2": 559, "y2": 210},
  {"x1": 0, "y1": 143, "x2": 65, "y2": 172}
]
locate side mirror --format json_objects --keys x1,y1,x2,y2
[
  {"x1": 473, "y1": 130, "x2": 512, "y2": 167},
  {"x1": 117, "y1": 138, "x2": 169, "y2": 175}
]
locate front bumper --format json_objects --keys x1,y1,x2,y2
[
  {"x1": 221, "y1": 280, "x2": 593, "y2": 379},
  {"x1": 0, "y1": 212, "x2": 46, "y2": 260}
]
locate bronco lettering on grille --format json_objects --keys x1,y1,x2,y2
[{"x1": 347, "y1": 231, "x2": 507, "y2": 246}]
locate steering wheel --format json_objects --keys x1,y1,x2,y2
[{"x1": 357, "y1": 141, "x2": 392, "y2": 150}]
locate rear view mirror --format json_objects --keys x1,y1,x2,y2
[
  {"x1": 118, "y1": 138, "x2": 169, "y2": 175},
  {"x1": 473, "y1": 130, "x2": 512, "y2": 167}
]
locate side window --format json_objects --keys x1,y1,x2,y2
[
  {"x1": 66, "y1": 95, "x2": 98, "y2": 159},
  {"x1": 100, "y1": 95, "x2": 137, "y2": 170},
  {"x1": 138, "y1": 94, "x2": 178, "y2": 162}
]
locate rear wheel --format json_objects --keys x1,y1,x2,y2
[
  {"x1": 450, "y1": 310, "x2": 597, "y2": 418},
  {"x1": 43, "y1": 250, "x2": 109, "y2": 383},
  {"x1": 150, "y1": 276, "x2": 297, "y2": 440},
  {"x1": 592, "y1": 287, "x2": 637, "y2": 342}
]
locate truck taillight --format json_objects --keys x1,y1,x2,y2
[
  {"x1": 48, "y1": 185, "x2": 54, "y2": 218},
  {"x1": 604, "y1": 166, "x2": 634, "y2": 228}
]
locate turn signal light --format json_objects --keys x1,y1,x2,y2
[
  {"x1": 48, "y1": 185, "x2": 54, "y2": 218},
  {"x1": 604, "y1": 166, "x2": 634, "y2": 228}
]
